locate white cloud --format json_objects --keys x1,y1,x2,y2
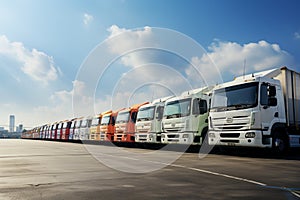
[
  {"x1": 0, "y1": 35, "x2": 61, "y2": 84},
  {"x1": 83, "y1": 13, "x2": 94, "y2": 25},
  {"x1": 84, "y1": 26, "x2": 215, "y2": 113},
  {"x1": 35, "y1": 27, "x2": 295, "y2": 127},
  {"x1": 7, "y1": 25, "x2": 295, "y2": 128},
  {"x1": 51, "y1": 80, "x2": 94, "y2": 117},
  {"x1": 294, "y1": 32, "x2": 300, "y2": 39},
  {"x1": 188, "y1": 40, "x2": 294, "y2": 82},
  {"x1": 44, "y1": 30, "x2": 295, "y2": 126},
  {"x1": 106, "y1": 25, "x2": 154, "y2": 68}
]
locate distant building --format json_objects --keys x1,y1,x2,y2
[
  {"x1": 0, "y1": 129, "x2": 9, "y2": 134},
  {"x1": 9, "y1": 115, "x2": 15, "y2": 132},
  {"x1": 16, "y1": 124, "x2": 23, "y2": 133}
]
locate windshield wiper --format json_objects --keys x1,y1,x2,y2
[
  {"x1": 167, "y1": 113, "x2": 182, "y2": 119},
  {"x1": 233, "y1": 104, "x2": 252, "y2": 109},
  {"x1": 138, "y1": 117, "x2": 151, "y2": 121},
  {"x1": 211, "y1": 106, "x2": 228, "y2": 112}
]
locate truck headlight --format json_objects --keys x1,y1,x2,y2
[
  {"x1": 161, "y1": 134, "x2": 165, "y2": 138},
  {"x1": 182, "y1": 134, "x2": 189, "y2": 138},
  {"x1": 209, "y1": 132, "x2": 215, "y2": 138},
  {"x1": 245, "y1": 132, "x2": 255, "y2": 138}
]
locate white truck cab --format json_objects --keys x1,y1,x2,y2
[
  {"x1": 79, "y1": 116, "x2": 92, "y2": 140},
  {"x1": 135, "y1": 96, "x2": 173, "y2": 143},
  {"x1": 208, "y1": 67, "x2": 300, "y2": 152}
]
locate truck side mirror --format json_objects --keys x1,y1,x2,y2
[{"x1": 268, "y1": 85, "x2": 276, "y2": 97}]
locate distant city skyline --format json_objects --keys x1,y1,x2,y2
[{"x1": 0, "y1": 114, "x2": 26, "y2": 131}]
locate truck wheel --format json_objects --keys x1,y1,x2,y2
[{"x1": 272, "y1": 131, "x2": 289, "y2": 155}]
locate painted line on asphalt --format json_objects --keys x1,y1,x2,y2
[
  {"x1": 92, "y1": 150, "x2": 267, "y2": 186},
  {"x1": 148, "y1": 158, "x2": 300, "y2": 199},
  {"x1": 90, "y1": 148, "x2": 300, "y2": 198},
  {"x1": 186, "y1": 167, "x2": 266, "y2": 186},
  {"x1": 291, "y1": 191, "x2": 300, "y2": 198},
  {"x1": 154, "y1": 161, "x2": 267, "y2": 186}
]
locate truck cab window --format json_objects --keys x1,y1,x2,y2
[
  {"x1": 192, "y1": 99, "x2": 207, "y2": 115},
  {"x1": 192, "y1": 99, "x2": 200, "y2": 115},
  {"x1": 131, "y1": 112, "x2": 137, "y2": 123},
  {"x1": 199, "y1": 99, "x2": 207, "y2": 114},
  {"x1": 111, "y1": 116, "x2": 115, "y2": 125},
  {"x1": 156, "y1": 106, "x2": 164, "y2": 120}
]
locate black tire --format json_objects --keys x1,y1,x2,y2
[{"x1": 272, "y1": 131, "x2": 289, "y2": 155}]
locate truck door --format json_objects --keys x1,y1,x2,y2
[
  {"x1": 192, "y1": 98, "x2": 208, "y2": 140},
  {"x1": 260, "y1": 83, "x2": 278, "y2": 131},
  {"x1": 155, "y1": 105, "x2": 164, "y2": 133}
]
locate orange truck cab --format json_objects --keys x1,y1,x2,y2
[
  {"x1": 90, "y1": 110, "x2": 112, "y2": 140},
  {"x1": 100, "y1": 108, "x2": 125, "y2": 141},
  {"x1": 114, "y1": 102, "x2": 149, "y2": 142}
]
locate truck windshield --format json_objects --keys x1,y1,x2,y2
[
  {"x1": 211, "y1": 82, "x2": 258, "y2": 111},
  {"x1": 91, "y1": 117, "x2": 99, "y2": 126},
  {"x1": 101, "y1": 115, "x2": 110, "y2": 125},
  {"x1": 116, "y1": 111, "x2": 130, "y2": 123},
  {"x1": 137, "y1": 106, "x2": 155, "y2": 121},
  {"x1": 164, "y1": 98, "x2": 191, "y2": 119}
]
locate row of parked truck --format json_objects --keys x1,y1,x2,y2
[{"x1": 22, "y1": 67, "x2": 300, "y2": 153}]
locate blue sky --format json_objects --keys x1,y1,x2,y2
[{"x1": 0, "y1": 0, "x2": 299, "y2": 129}]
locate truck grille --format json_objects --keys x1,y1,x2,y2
[{"x1": 212, "y1": 115, "x2": 250, "y2": 130}]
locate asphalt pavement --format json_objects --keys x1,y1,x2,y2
[{"x1": 0, "y1": 139, "x2": 299, "y2": 200}]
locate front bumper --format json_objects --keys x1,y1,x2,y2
[
  {"x1": 161, "y1": 132, "x2": 196, "y2": 144},
  {"x1": 135, "y1": 133, "x2": 161, "y2": 143},
  {"x1": 208, "y1": 130, "x2": 271, "y2": 148}
]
